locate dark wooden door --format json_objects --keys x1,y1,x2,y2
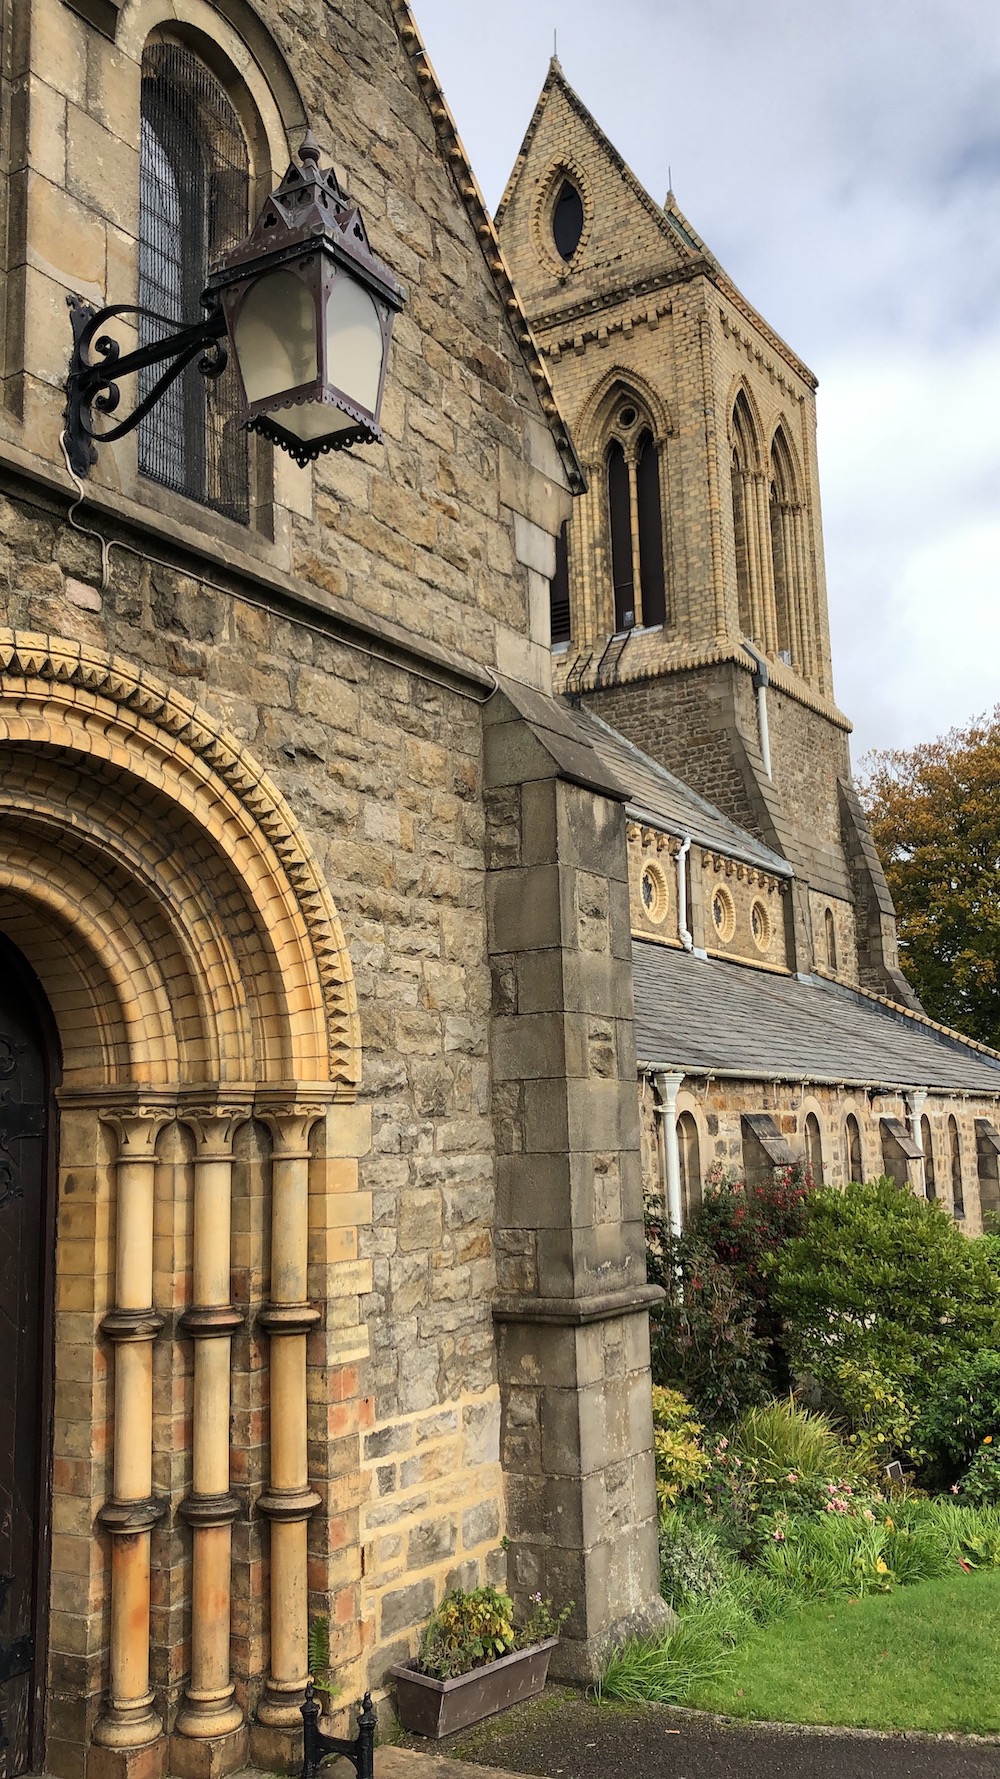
[{"x1": 0, "y1": 947, "x2": 56, "y2": 1778}]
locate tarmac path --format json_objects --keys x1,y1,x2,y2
[{"x1": 383, "y1": 1688, "x2": 1000, "y2": 1779}]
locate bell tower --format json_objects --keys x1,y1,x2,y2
[{"x1": 497, "y1": 59, "x2": 915, "y2": 1006}]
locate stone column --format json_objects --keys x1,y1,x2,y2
[
  {"x1": 94, "y1": 1109, "x2": 171, "y2": 1762},
  {"x1": 754, "y1": 472, "x2": 777, "y2": 653},
  {"x1": 173, "y1": 1107, "x2": 250, "y2": 1773},
  {"x1": 254, "y1": 1108, "x2": 323, "y2": 1747},
  {"x1": 484, "y1": 684, "x2": 668, "y2": 1684}
]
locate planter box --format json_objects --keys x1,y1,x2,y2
[{"x1": 388, "y1": 1638, "x2": 558, "y2": 1739}]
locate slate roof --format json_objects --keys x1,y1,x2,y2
[
  {"x1": 632, "y1": 941, "x2": 1000, "y2": 1093},
  {"x1": 569, "y1": 705, "x2": 791, "y2": 877}
]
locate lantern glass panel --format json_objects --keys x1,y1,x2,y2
[
  {"x1": 279, "y1": 403, "x2": 359, "y2": 443},
  {"x1": 233, "y1": 268, "x2": 317, "y2": 403},
  {"x1": 325, "y1": 276, "x2": 383, "y2": 414}
]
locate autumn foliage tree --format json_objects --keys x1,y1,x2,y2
[{"x1": 859, "y1": 711, "x2": 1000, "y2": 1047}]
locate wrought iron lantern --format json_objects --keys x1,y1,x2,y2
[{"x1": 63, "y1": 133, "x2": 406, "y2": 478}]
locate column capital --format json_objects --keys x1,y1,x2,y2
[
  {"x1": 257, "y1": 1105, "x2": 325, "y2": 1156},
  {"x1": 99, "y1": 1106, "x2": 173, "y2": 1157},
  {"x1": 177, "y1": 1104, "x2": 252, "y2": 1158}
]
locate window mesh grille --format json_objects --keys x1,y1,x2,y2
[{"x1": 138, "y1": 42, "x2": 250, "y2": 523}]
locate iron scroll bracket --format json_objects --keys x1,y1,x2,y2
[
  {"x1": 63, "y1": 291, "x2": 228, "y2": 479},
  {"x1": 301, "y1": 1678, "x2": 376, "y2": 1779}
]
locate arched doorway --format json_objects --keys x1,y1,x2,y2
[{"x1": 0, "y1": 938, "x2": 59, "y2": 1775}]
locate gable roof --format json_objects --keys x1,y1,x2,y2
[
  {"x1": 569, "y1": 704, "x2": 790, "y2": 877},
  {"x1": 497, "y1": 57, "x2": 815, "y2": 387},
  {"x1": 633, "y1": 941, "x2": 1000, "y2": 1094},
  {"x1": 385, "y1": 6, "x2": 585, "y2": 492}
]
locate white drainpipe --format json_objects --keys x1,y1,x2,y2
[
  {"x1": 742, "y1": 640, "x2": 773, "y2": 780},
  {"x1": 908, "y1": 1087, "x2": 928, "y2": 1196},
  {"x1": 653, "y1": 1069, "x2": 685, "y2": 1237},
  {"x1": 675, "y1": 834, "x2": 693, "y2": 952}
]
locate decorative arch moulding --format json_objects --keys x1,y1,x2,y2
[{"x1": 0, "y1": 630, "x2": 360, "y2": 1089}]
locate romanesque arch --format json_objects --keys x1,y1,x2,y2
[{"x1": 0, "y1": 632, "x2": 363, "y2": 1773}]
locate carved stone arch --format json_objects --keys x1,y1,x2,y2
[
  {"x1": 769, "y1": 418, "x2": 803, "y2": 500},
  {"x1": 117, "y1": 0, "x2": 306, "y2": 176},
  {"x1": 728, "y1": 377, "x2": 765, "y2": 471},
  {"x1": 578, "y1": 365, "x2": 674, "y2": 464},
  {"x1": 0, "y1": 631, "x2": 359, "y2": 1091}
]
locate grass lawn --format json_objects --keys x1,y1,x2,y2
[{"x1": 688, "y1": 1568, "x2": 1000, "y2": 1734}]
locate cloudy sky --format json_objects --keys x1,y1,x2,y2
[{"x1": 412, "y1": 0, "x2": 1000, "y2": 768}]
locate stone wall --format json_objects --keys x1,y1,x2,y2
[{"x1": 639, "y1": 1073, "x2": 1000, "y2": 1238}]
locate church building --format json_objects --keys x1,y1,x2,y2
[
  {"x1": 0, "y1": 8, "x2": 998, "y2": 1779},
  {"x1": 496, "y1": 57, "x2": 1000, "y2": 1235}
]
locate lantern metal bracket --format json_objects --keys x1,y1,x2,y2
[
  {"x1": 301, "y1": 1679, "x2": 376, "y2": 1779},
  {"x1": 63, "y1": 291, "x2": 227, "y2": 479}
]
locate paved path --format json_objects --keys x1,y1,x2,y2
[{"x1": 383, "y1": 1687, "x2": 1000, "y2": 1779}]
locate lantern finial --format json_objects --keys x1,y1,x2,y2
[{"x1": 299, "y1": 130, "x2": 321, "y2": 167}]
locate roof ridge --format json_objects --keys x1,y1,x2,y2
[
  {"x1": 386, "y1": 6, "x2": 585, "y2": 494},
  {"x1": 820, "y1": 973, "x2": 1000, "y2": 1067}
]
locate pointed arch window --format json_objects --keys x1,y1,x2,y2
[
  {"x1": 769, "y1": 428, "x2": 806, "y2": 670},
  {"x1": 731, "y1": 392, "x2": 758, "y2": 642},
  {"x1": 824, "y1": 907, "x2": 838, "y2": 973},
  {"x1": 605, "y1": 412, "x2": 668, "y2": 634},
  {"x1": 139, "y1": 40, "x2": 250, "y2": 522},
  {"x1": 949, "y1": 1116, "x2": 965, "y2": 1216},
  {"x1": 677, "y1": 1112, "x2": 702, "y2": 1224},
  {"x1": 844, "y1": 1113, "x2": 863, "y2": 1183},
  {"x1": 921, "y1": 1116, "x2": 936, "y2": 1200},
  {"x1": 549, "y1": 519, "x2": 571, "y2": 644},
  {"x1": 607, "y1": 439, "x2": 634, "y2": 632},
  {"x1": 805, "y1": 1113, "x2": 824, "y2": 1184}
]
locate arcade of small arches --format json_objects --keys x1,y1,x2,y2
[
  {"x1": 0, "y1": 631, "x2": 365, "y2": 1771},
  {"x1": 646, "y1": 1083, "x2": 999, "y2": 1230}
]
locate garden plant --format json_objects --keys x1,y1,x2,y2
[{"x1": 610, "y1": 1171, "x2": 1000, "y2": 1731}]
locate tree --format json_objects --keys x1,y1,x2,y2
[{"x1": 860, "y1": 711, "x2": 1000, "y2": 1045}]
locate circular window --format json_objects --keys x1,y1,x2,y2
[
  {"x1": 640, "y1": 861, "x2": 669, "y2": 924},
  {"x1": 618, "y1": 405, "x2": 637, "y2": 429},
  {"x1": 552, "y1": 180, "x2": 584, "y2": 261},
  {"x1": 712, "y1": 887, "x2": 735, "y2": 943},
  {"x1": 751, "y1": 900, "x2": 771, "y2": 953}
]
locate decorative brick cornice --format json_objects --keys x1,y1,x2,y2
[
  {"x1": 0, "y1": 630, "x2": 359, "y2": 1086},
  {"x1": 387, "y1": 4, "x2": 585, "y2": 495}
]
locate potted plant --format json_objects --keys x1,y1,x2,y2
[{"x1": 389, "y1": 1585, "x2": 570, "y2": 1738}]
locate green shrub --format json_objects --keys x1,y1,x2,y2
[
  {"x1": 957, "y1": 1444, "x2": 1000, "y2": 1509},
  {"x1": 830, "y1": 1359, "x2": 922, "y2": 1469},
  {"x1": 731, "y1": 1397, "x2": 854, "y2": 1486},
  {"x1": 775, "y1": 1179, "x2": 1000, "y2": 1448},
  {"x1": 915, "y1": 1350, "x2": 1000, "y2": 1478},
  {"x1": 651, "y1": 1387, "x2": 710, "y2": 1508},
  {"x1": 658, "y1": 1509, "x2": 728, "y2": 1606}
]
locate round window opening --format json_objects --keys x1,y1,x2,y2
[
  {"x1": 618, "y1": 405, "x2": 637, "y2": 429},
  {"x1": 640, "y1": 861, "x2": 668, "y2": 924},
  {"x1": 712, "y1": 887, "x2": 735, "y2": 943},
  {"x1": 552, "y1": 180, "x2": 584, "y2": 261},
  {"x1": 751, "y1": 900, "x2": 771, "y2": 952}
]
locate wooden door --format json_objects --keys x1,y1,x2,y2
[{"x1": 0, "y1": 946, "x2": 56, "y2": 1777}]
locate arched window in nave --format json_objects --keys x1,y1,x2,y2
[{"x1": 138, "y1": 40, "x2": 251, "y2": 520}]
